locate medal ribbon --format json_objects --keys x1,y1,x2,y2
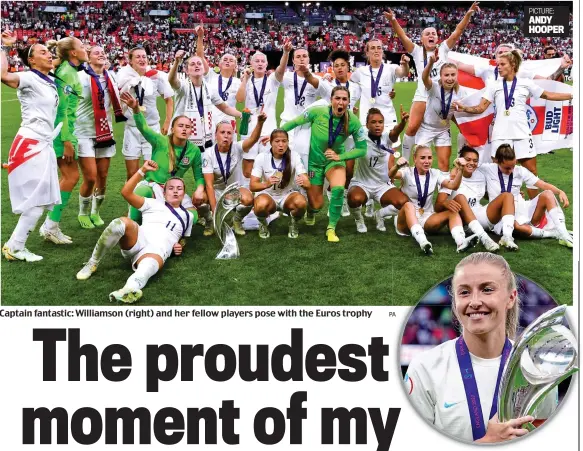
[
  {"x1": 31, "y1": 69, "x2": 56, "y2": 86},
  {"x1": 369, "y1": 64, "x2": 384, "y2": 101},
  {"x1": 455, "y1": 336, "x2": 512, "y2": 441},
  {"x1": 215, "y1": 144, "x2": 232, "y2": 183},
  {"x1": 252, "y1": 74, "x2": 267, "y2": 108},
  {"x1": 294, "y1": 72, "x2": 308, "y2": 105},
  {"x1": 192, "y1": 83, "x2": 205, "y2": 118},
  {"x1": 503, "y1": 77, "x2": 517, "y2": 112},
  {"x1": 368, "y1": 133, "x2": 393, "y2": 153},
  {"x1": 171, "y1": 144, "x2": 190, "y2": 177},
  {"x1": 328, "y1": 107, "x2": 344, "y2": 148},
  {"x1": 414, "y1": 167, "x2": 431, "y2": 208},
  {"x1": 441, "y1": 85, "x2": 453, "y2": 120},
  {"x1": 335, "y1": 79, "x2": 349, "y2": 89},
  {"x1": 134, "y1": 83, "x2": 145, "y2": 107},
  {"x1": 497, "y1": 168, "x2": 513, "y2": 193},
  {"x1": 271, "y1": 155, "x2": 286, "y2": 172},
  {"x1": 494, "y1": 67, "x2": 499, "y2": 81},
  {"x1": 165, "y1": 202, "x2": 190, "y2": 239},
  {"x1": 218, "y1": 75, "x2": 233, "y2": 101}
]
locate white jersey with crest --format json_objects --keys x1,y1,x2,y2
[
  {"x1": 316, "y1": 78, "x2": 360, "y2": 110},
  {"x1": 139, "y1": 197, "x2": 194, "y2": 251},
  {"x1": 202, "y1": 141, "x2": 245, "y2": 190},
  {"x1": 398, "y1": 167, "x2": 448, "y2": 214},
  {"x1": 478, "y1": 163, "x2": 539, "y2": 201},
  {"x1": 439, "y1": 171, "x2": 486, "y2": 209},
  {"x1": 482, "y1": 77, "x2": 544, "y2": 140},
  {"x1": 17, "y1": 71, "x2": 59, "y2": 138},
  {"x1": 353, "y1": 132, "x2": 396, "y2": 187},
  {"x1": 76, "y1": 70, "x2": 118, "y2": 139},
  {"x1": 280, "y1": 71, "x2": 320, "y2": 123},
  {"x1": 205, "y1": 70, "x2": 241, "y2": 126},
  {"x1": 424, "y1": 80, "x2": 469, "y2": 130},
  {"x1": 243, "y1": 73, "x2": 280, "y2": 133},
  {"x1": 251, "y1": 150, "x2": 307, "y2": 199},
  {"x1": 350, "y1": 63, "x2": 398, "y2": 126},
  {"x1": 411, "y1": 42, "x2": 451, "y2": 100}
]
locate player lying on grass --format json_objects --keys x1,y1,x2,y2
[
  {"x1": 249, "y1": 128, "x2": 310, "y2": 239},
  {"x1": 76, "y1": 160, "x2": 195, "y2": 304}
]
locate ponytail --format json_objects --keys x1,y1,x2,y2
[
  {"x1": 167, "y1": 136, "x2": 176, "y2": 174},
  {"x1": 280, "y1": 149, "x2": 292, "y2": 189}
]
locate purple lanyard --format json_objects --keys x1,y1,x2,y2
[
  {"x1": 271, "y1": 155, "x2": 286, "y2": 172},
  {"x1": 369, "y1": 64, "x2": 384, "y2": 100},
  {"x1": 192, "y1": 82, "x2": 205, "y2": 117},
  {"x1": 494, "y1": 67, "x2": 499, "y2": 81},
  {"x1": 171, "y1": 144, "x2": 189, "y2": 177},
  {"x1": 441, "y1": 86, "x2": 453, "y2": 120},
  {"x1": 369, "y1": 134, "x2": 393, "y2": 153},
  {"x1": 328, "y1": 107, "x2": 344, "y2": 148},
  {"x1": 31, "y1": 69, "x2": 56, "y2": 87},
  {"x1": 455, "y1": 336, "x2": 512, "y2": 441},
  {"x1": 497, "y1": 168, "x2": 513, "y2": 193},
  {"x1": 335, "y1": 79, "x2": 349, "y2": 89},
  {"x1": 294, "y1": 72, "x2": 308, "y2": 105},
  {"x1": 503, "y1": 77, "x2": 517, "y2": 112},
  {"x1": 218, "y1": 75, "x2": 233, "y2": 101},
  {"x1": 413, "y1": 167, "x2": 431, "y2": 208},
  {"x1": 164, "y1": 202, "x2": 190, "y2": 239},
  {"x1": 252, "y1": 74, "x2": 267, "y2": 107},
  {"x1": 134, "y1": 83, "x2": 145, "y2": 107},
  {"x1": 215, "y1": 144, "x2": 232, "y2": 183}
]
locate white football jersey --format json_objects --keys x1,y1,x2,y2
[
  {"x1": 405, "y1": 339, "x2": 557, "y2": 443},
  {"x1": 398, "y1": 167, "x2": 448, "y2": 214},
  {"x1": 352, "y1": 132, "x2": 395, "y2": 187},
  {"x1": 205, "y1": 70, "x2": 241, "y2": 125},
  {"x1": 280, "y1": 71, "x2": 320, "y2": 123},
  {"x1": 424, "y1": 81, "x2": 469, "y2": 129},
  {"x1": 243, "y1": 73, "x2": 280, "y2": 132},
  {"x1": 16, "y1": 71, "x2": 59, "y2": 138},
  {"x1": 475, "y1": 65, "x2": 535, "y2": 84},
  {"x1": 439, "y1": 171, "x2": 486, "y2": 209},
  {"x1": 316, "y1": 78, "x2": 360, "y2": 110},
  {"x1": 139, "y1": 198, "x2": 194, "y2": 252},
  {"x1": 251, "y1": 150, "x2": 306, "y2": 198},
  {"x1": 482, "y1": 78, "x2": 544, "y2": 140},
  {"x1": 202, "y1": 141, "x2": 244, "y2": 190},
  {"x1": 350, "y1": 63, "x2": 398, "y2": 125},
  {"x1": 76, "y1": 70, "x2": 117, "y2": 139},
  {"x1": 411, "y1": 42, "x2": 451, "y2": 93},
  {"x1": 478, "y1": 163, "x2": 539, "y2": 202}
]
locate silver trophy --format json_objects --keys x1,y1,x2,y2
[
  {"x1": 498, "y1": 305, "x2": 578, "y2": 429},
  {"x1": 214, "y1": 182, "x2": 242, "y2": 260}
]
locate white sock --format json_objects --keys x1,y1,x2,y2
[
  {"x1": 366, "y1": 199, "x2": 374, "y2": 207},
  {"x1": 91, "y1": 195, "x2": 105, "y2": 215},
  {"x1": 79, "y1": 194, "x2": 92, "y2": 216},
  {"x1": 530, "y1": 227, "x2": 544, "y2": 238},
  {"x1": 6, "y1": 206, "x2": 45, "y2": 251},
  {"x1": 410, "y1": 223, "x2": 428, "y2": 245},
  {"x1": 402, "y1": 134, "x2": 415, "y2": 161},
  {"x1": 234, "y1": 204, "x2": 252, "y2": 222},
  {"x1": 43, "y1": 217, "x2": 59, "y2": 231},
  {"x1": 501, "y1": 215, "x2": 515, "y2": 238},
  {"x1": 547, "y1": 207, "x2": 569, "y2": 237},
  {"x1": 468, "y1": 220, "x2": 486, "y2": 237},
  {"x1": 89, "y1": 218, "x2": 126, "y2": 264},
  {"x1": 124, "y1": 257, "x2": 159, "y2": 291},
  {"x1": 451, "y1": 226, "x2": 467, "y2": 246},
  {"x1": 350, "y1": 207, "x2": 364, "y2": 221},
  {"x1": 379, "y1": 205, "x2": 399, "y2": 217}
]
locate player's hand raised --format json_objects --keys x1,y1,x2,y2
[
  {"x1": 323, "y1": 73, "x2": 334, "y2": 82},
  {"x1": 283, "y1": 38, "x2": 293, "y2": 53},
  {"x1": 295, "y1": 63, "x2": 310, "y2": 76},
  {"x1": 400, "y1": 54, "x2": 410, "y2": 66},
  {"x1": 560, "y1": 54, "x2": 573, "y2": 69},
  {"x1": 257, "y1": 111, "x2": 267, "y2": 123},
  {"x1": 396, "y1": 156, "x2": 408, "y2": 167},
  {"x1": 259, "y1": 135, "x2": 270, "y2": 146},
  {"x1": 142, "y1": 160, "x2": 158, "y2": 173},
  {"x1": 195, "y1": 23, "x2": 204, "y2": 38},
  {"x1": 120, "y1": 91, "x2": 139, "y2": 110},
  {"x1": 429, "y1": 48, "x2": 439, "y2": 65},
  {"x1": 469, "y1": 2, "x2": 481, "y2": 14},
  {"x1": 383, "y1": 9, "x2": 396, "y2": 22},
  {"x1": 399, "y1": 104, "x2": 410, "y2": 122},
  {"x1": 454, "y1": 157, "x2": 467, "y2": 168},
  {"x1": 389, "y1": 88, "x2": 396, "y2": 99},
  {"x1": 1, "y1": 28, "x2": 16, "y2": 47},
  {"x1": 175, "y1": 50, "x2": 186, "y2": 62}
]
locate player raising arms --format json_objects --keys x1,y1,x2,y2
[
  {"x1": 1, "y1": 30, "x2": 60, "y2": 262},
  {"x1": 348, "y1": 107, "x2": 409, "y2": 233},
  {"x1": 117, "y1": 47, "x2": 174, "y2": 179},
  {"x1": 452, "y1": 49, "x2": 573, "y2": 199},
  {"x1": 477, "y1": 145, "x2": 572, "y2": 248},
  {"x1": 36, "y1": 37, "x2": 87, "y2": 245},
  {"x1": 281, "y1": 86, "x2": 367, "y2": 242},
  {"x1": 76, "y1": 45, "x2": 126, "y2": 229},
  {"x1": 202, "y1": 113, "x2": 268, "y2": 236},
  {"x1": 119, "y1": 92, "x2": 205, "y2": 224},
  {"x1": 435, "y1": 146, "x2": 515, "y2": 252},
  {"x1": 76, "y1": 160, "x2": 195, "y2": 304},
  {"x1": 418, "y1": 53, "x2": 469, "y2": 172},
  {"x1": 250, "y1": 129, "x2": 310, "y2": 239},
  {"x1": 384, "y1": 2, "x2": 480, "y2": 161},
  {"x1": 391, "y1": 146, "x2": 476, "y2": 255}
]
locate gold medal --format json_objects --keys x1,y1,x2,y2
[
  {"x1": 139, "y1": 105, "x2": 147, "y2": 112},
  {"x1": 370, "y1": 98, "x2": 376, "y2": 104},
  {"x1": 441, "y1": 119, "x2": 447, "y2": 126},
  {"x1": 504, "y1": 110, "x2": 510, "y2": 116},
  {"x1": 419, "y1": 208, "x2": 424, "y2": 215},
  {"x1": 274, "y1": 171, "x2": 283, "y2": 180}
]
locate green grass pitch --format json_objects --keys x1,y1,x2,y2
[{"x1": 0, "y1": 81, "x2": 573, "y2": 306}]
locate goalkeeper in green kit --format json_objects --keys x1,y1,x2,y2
[
  {"x1": 281, "y1": 86, "x2": 367, "y2": 242},
  {"x1": 119, "y1": 92, "x2": 205, "y2": 224}
]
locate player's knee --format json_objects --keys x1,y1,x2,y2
[
  {"x1": 254, "y1": 198, "x2": 270, "y2": 215},
  {"x1": 240, "y1": 192, "x2": 254, "y2": 206},
  {"x1": 541, "y1": 190, "x2": 555, "y2": 204},
  {"x1": 293, "y1": 196, "x2": 307, "y2": 211},
  {"x1": 393, "y1": 194, "x2": 408, "y2": 209},
  {"x1": 403, "y1": 201, "x2": 415, "y2": 213}
]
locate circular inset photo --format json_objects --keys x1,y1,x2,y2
[{"x1": 400, "y1": 252, "x2": 577, "y2": 444}]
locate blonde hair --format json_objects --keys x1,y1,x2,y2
[
  {"x1": 451, "y1": 252, "x2": 521, "y2": 339},
  {"x1": 413, "y1": 144, "x2": 431, "y2": 158},
  {"x1": 499, "y1": 49, "x2": 523, "y2": 73},
  {"x1": 438, "y1": 62, "x2": 459, "y2": 93},
  {"x1": 46, "y1": 37, "x2": 77, "y2": 62}
]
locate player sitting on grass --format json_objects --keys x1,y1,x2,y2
[{"x1": 76, "y1": 160, "x2": 195, "y2": 304}]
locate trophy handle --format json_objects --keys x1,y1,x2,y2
[
  {"x1": 214, "y1": 182, "x2": 242, "y2": 260},
  {"x1": 216, "y1": 225, "x2": 240, "y2": 260}
]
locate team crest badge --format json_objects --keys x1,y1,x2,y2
[
  {"x1": 64, "y1": 85, "x2": 74, "y2": 95},
  {"x1": 525, "y1": 104, "x2": 538, "y2": 132},
  {"x1": 308, "y1": 170, "x2": 315, "y2": 179},
  {"x1": 181, "y1": 156, "x2": 190, "y2": 165}
]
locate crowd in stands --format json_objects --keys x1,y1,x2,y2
[{"x1": 2, "y1": 1, "x2": 573, "y2": 71}]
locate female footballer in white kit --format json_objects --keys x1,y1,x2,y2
[
  {"x1": 405, "y1": 252, "x2": 557, "y2": 443},
  {"x1": 201, "y1": 113, "x2": 268, "y2": 237},
  {"x1": 76, "y1": 45, "x2": 125, "y2": 229},
  {"x1": 168, "y1": 51, "x2": 242, "y2": 151},
  {"x1": 452, "y1": 50, "x2": 573, "y2": 199},
  {"x1": 384, "y1": 2, "x2": 480, "y2": 161},
  {"x1": 117, "y1": 47, "x2": 174, "y2": 179},
  {"x1": 250, "y1": 129, "x2": 310, "y2": 239},
  {"x1": 236, "y1": 51, "x2": 283, "y2": 178},
  {"x1": 478, "y1": 145, "x2": 572, "y2": 248},
  {"x1": 418, "y1": 54, "x2": 469, "y2": 172},
  {"x1": 435, "y1": 146, "x2": 516, "y2": 252},
  {"x1": 348, "y1": 107, "x2": 409, "y2": 233},
  {"x1": 1, "y1": 31, "x2": 61, "y2": 262},
  {"x1": 76, "y1": 160, "x2": 194, "y2": 304},
  {"x1": 391, "y1": 146, "x2": 476, "y2": 255}
]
